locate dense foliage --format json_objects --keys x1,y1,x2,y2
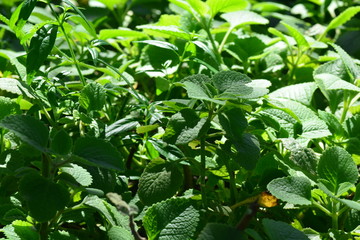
[{"x1": 1, "y1": 0, "x2": 360, "y2": 239}]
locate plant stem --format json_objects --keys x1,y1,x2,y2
[
  {"x1": 49, "y1": 4, "x2": 86, "y2": 86},
  {"x1": 0, "y1": 129, "x2": 4, "y2": 154},
  {"x1": 228, "y1": 169, "x2": 237, "y2": 204},
  {"x1": 218, "y1": 27, "x2": 233, "y2": 54},
  {"x1": 332, "y1": 201, "x2": 339, "y2": 230},
  {"x1": 42, "y1": 153, "x2": 51, "y2": 178},
  {"x1": 200, "y1": 137, "x2": 207, "y2": 208},
  {"x1": 340, "y1": 93, "x2": 350, "y2": 123},
  {"x1": 39, "y1": 222, "x2": 48, "y2": 240},
  {"x1": 312, "y1": 201, "x2": 332, "y2": 216}
]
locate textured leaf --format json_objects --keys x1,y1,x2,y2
[
  {"x1": 138, "y1": 159, "x2": 183, "y2": 205},
  {"x1": 27, "y1": 24, "x2": 58, "y2": 73},
  {"x1": 99, "y1": 28, "x2": 148, "y2": 40},
  {"x1": 197, "y1": 223, "x2": 244, "y2": 240},
  {"x1": 19, "y1": 173, "x2": 70, "y2": 222},
  {"x1": 326, "y1": 6, "x2": 360, "y2": 32},
  {"x1": 263, "y1": 218, "x2": 310, "y2": 240},
  {"x1": 212, "y1": 71, "x2": 252, "y2": 97},
  {"x1": 79, "y1": 82, "x2": 106, "y2": 111},
  {"x1": 73, "y1": 137, "x2": 124, "y2": 171},
  {"x1": 330, "y1": 43, "x2": 360, "y2": 81},
  {"x1": 235, "y1": 133, "x2": 260, "y2": 170},
  {"x1": 138, "y1": 40, "x2": 179, "y2": 52},
  {"x1": 280, "y1": 138, "x2": 318, "y2": 178},
  {"x1": 267, "y1": 176, "x2": 312, "y2": 205},
  {"x1": 221, "y1": 11, "x2": 269, "y2": 29},
  {"x1": 0, "y1": 115, "x2": 48, "y2": 151},
  {"x1": 163, "y1": 109, "x2": 209, "y2": 145},
  {"x1": 0, "y1": 78, "x2": 33, "y2": 98},
  {"x1": 108, "y1": 226, "x2": 134, "y2": 240},
  {"x1": 258, "y1": 108, "x2": 298, "y2": 137},
  {"x1": 0, "y1": 96, "x2": 20, "y2": 121},
  {"x1": 50, "y1": 129, "x2": 72, "y2": 155},
  {"x1": 105, "y1": 117, "x2": 139, "y2": 138},
  {"x1": 318, "y1": 182, "x2": 360, "y2": 210},
  {"x1": 317, "y1": 146, "x2": 358, "y2": 195},
  {"x1": 318, "y1": 110, "x2": 346, "y2": 137},
  {"x1": 206, "y1": 0, "x2": 249, "y2": 16},
  {"x1": 143, "y1": 198, "x2": 200, "y2": 240},
  {"x1": 219, "y1": 107, "x2": 248, "y2": 142},
  {"x1": 148, "y1": 138, "x2": 184, "y2": 161},
  {"x1": 268, "y1": 82, "x2": 317, "y2": 106},
  {"x1": 301, "y1": 118, "x2": 332, "y2": 139},
  {"x1": 2, "y1": 220, "x2": 39, "y2": 240},
  {"x1": 314, "y1": 73, "x2": 360, "y2": 92},
  {"x1": 61, "y1": 163, "x2": 93, "y2": 187},
  {"x1": 187, "y1": 0, "x2": 210, "y2": 16},
  {"x1": 83, "y1": 195, "x2": 117, "y2": 226}
]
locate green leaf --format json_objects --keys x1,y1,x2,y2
[
  {"x1": 79, "y1": 82, "x2": 106, "y2": 111},
  {"x1": 267, "y1": 176, "x2": 312, "y2": 205},
  {"x1": 19, "y1": 0, "x2": 37, "y2": 21},
  {"x1": 187, "y1": 0, "x2": 210, "y2": 16},
  {"x1": 280, "y1": 138, "x2": 318, "y2": 178},
  {"x1": 221, "y1": 10, "x2": 269, "y2": 30},
  {"x1": 61, "y1": 163, "x2": 93, "y2": 187},
  {"x1": 318, "y1": 110, "x2": 346, "y2": 137},
  {"x1": 73, "y1": 137, "x2": 124, "y2": 171},
  {"x1": 268, "y1": 82, "x2": 318, "y2": 106},
  {"x1": 50, "y1": 129, "x2": 73, "y2": 155},
  {"x1": 206, "y1": 0, "x2": 249, "y2": 17},
  {"x1": 252, "y1": 2, "x2": 290, "y2": 12},
  {"x1": 314, "y1": 73, "x2": 360, "y2": 92},
  {"x1": 235, "y1": 133, "x2": 260, "y2": 170},
  {"x1": 143, "y1": 198, "x2": 200, "y2": 240},
  {"x1": 138, "y1": 40, "x2": 179, "y2": 52},
  {"x1": 0, "y1": 78, "x2": 34, "y2": 98},
  {"x1": 281, "y1": 21, "x2": 309, "y2": 50},
  {"x1": 263, "y1": 218, "x2": 310, "y2": 240},
  {"x1": 83, "y1": 195, "x2": 120, "y2": 226},
  {"x1": 138, "y1": 159, "x2": 183, "y2": 205},
  {"x1": 148, "y1": 138, "x2": 184, "y2": 161},
  {"x1": 99, "y1": 28, "x2": 148, "y2": 40},
  {"x1": 330, "y1": 43, "x2": 360, "y2": 81},
  {"x1": 317, "y1": 146, "x2": 358, "y2": 195},
  {"x1": 26, "y1": 24, "x2": 58, "y2": 73},
  {"x1": 19, "y1": 173, "x2": 70, "y2": 222},
  {"x1": 318, "y1": 182, "x2": 360, "y2": 210},
  {"x1": 212, "y1": 71, "x2": 252, "y2": 97},
  {"x1": 0, "y1": 115, "x2": 48, "y2": 152},
  {"x1": 219, "y1": 107, "x2": 248, "y2": 142},
  {"x1": 197, "y1": 223, "x2": 244, "y2": 240},
  {"x1": 0, "y1": 97, "x2": 20, "y2": 121},
  {"x1": 2, "y1": 220, "x2": 39, "y2": 240},
  {"x1": 326, "y1": 6, "x2": 360, "y2": 33},
  {"x1": 108, "y1": 226, "x2": 134, "y2": 240},
  {"x1": 163, "y1": 109, "x2": 209, "y2": 145},
  {"x1": 258, "y1": 108, "x2": 298, "y2": 137},
  {"x1": 137, "y1": 25, "x2": 193, "y2": 40}
]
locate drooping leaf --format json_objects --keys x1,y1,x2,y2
[
  {"x1": 148, "y1": 138, "x2": 184, "y2": 161},
  {"x1": 263, "y1": 218, "x2": 310, "y2": 240},
  {"x1": 235, "y1": 133, "x2": 260, "y2": 170},
  {"x1": 318, "y1": 182, "x2": 360, "y2": 210},
  {"x1": 61, "y1": 163, "x2": 93, "y2": 187},
  {"x1": 258, "y1": 108, "x2": 298, "y2": 137},
  {"x1": 0, "y1": 115, "x2": 48, "y2": 152},
  {"x1": 219, "y1": 107, "x2": 248, "y2": 142},
  {"x1": 19, "y1": 0, "x2": 37, "y2": 21},
  {"x1": 73, "y1": 137, "x2": 124, "y2": 171},
  {"x1": 79, "y1": 82, "x2": 106, "y2": 111},
  {"x1": 212, "y1": 71, "x2": 252, "y2": 97},
  {"x1": 221, "y1": 11, "x2": 269, "y2": 30},
  {"x1": 163, "y1": 108, "x2": 209, "y2": 145},
  {"x1": 197, "y1": 223, "x2": 244, "y2": 240},
  {"x1": 137, "y1": 40, "x2": 179, "y2": 52},
  {"x1": 267, "y1": 176, "x2": 312, "y2": 205},
  {"x1": 19, "y1": 173, "x2": 70, "y2": 222},
  {"x1": 108, "y1": 226, "x2": 134, "y2": 240},
  {"x1": 0, "y1": 78, "x2": 33, "y2": 98},
  {"x1": 314, "y1": 73, "x2": 360, "y2": 92},
  {"x1": 268, "y1": 82, "x2": 318, "y2": 106},
  {"x1": 50, "y1": 129, "x2": 73, "y2": 155},
  {"x1": 318, "y1": 110, "x2": 346, "y2": 137},
  {"x1": 143, "y1": 198, "x2": 200, "y2": 240},
  {"x1": 317, "y1": 146, "x2": 358, "y2": 195},
  {"x1": 26, "y1": 24, "x2": 58, "y2": 73},
  {"x1": 138, "y1": 159, "x2": 183, "y2": 205}
]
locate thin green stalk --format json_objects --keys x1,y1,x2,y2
[
  {"x1": 39, "y1": 222, "x2": 48, "y2": 240},
  {"x1": 332, "y1": 201, "x2": 339, "y2": 230},
  {"x1": 340, "y1": 93, "x2": 350, "y2": 123},
  {"x1": 49, "y1": 4, "x2": 86, "y2": 86},
  {"x1": 41, "y1": 153, "x2": 51, "y2": 178},
  {"x1": 200, "y1": 137, "x2": 207, "y2": 208},
  {"x1": 0, "y1": 129, "x2": 4, "y2": 154},
  {"x1": 312, "y1": 201, "x2": 332, "y2": 216},
  {"x1": 228, "y1": 170, "x2": 237, "y2": 204},
  {"x1": 218, "y1": 27, "x2": 233, "y2": 54}
]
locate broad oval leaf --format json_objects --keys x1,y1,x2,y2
[
  {"x1": 0, "y1": 96, "x2": 20, "y2": 121},
  {"x1": 50, "y1": 129, "x2": 72, "y2": 155},
  {"x1": 73, "y1": 137, "x2": 124, "y2": 171},
  {"x1": 268, "y1": 82, "x2": 317, "y2": 106},
  {"x1": 314, "y1": 73, "x2": 360, "y2": 92},
  {"x1": 263, "y1": 218, "x2": 310, "y2": 240},
  {"x1": 0, "y1": 115, "x2": 48, "y2": 151},
  {"x1": 61, "y1": 163, "x2": 93, "y2": 187},
  {"x1": 19, "y1": 173, "x2": 70, "y2": 222},
  {"x1": 281, "y1": 21, "x2": 309, "y2": 50},
  {"x1": 221, "y1": 10, "x2": 269, "y2": 29},
  {"x1": 19, "y1": 0, "x2": 37, "y2": 21},
  {"x1": 267, "y1": 176, "x2": 312, "y2": 205},
  {"x1": 79, "y1": 82, "x2": 106, "y2": 111},
  {"x1": 317, "y1": 146, "x2": 358, "y2": 194},
  {"x1": 143, "y1": 198, "x2": 200, "y2": 240},
  {"x1": 138, "y1": 159, "x2": 183, "y2": 205},
  {"x1": 206, "y1": 0, "x2": 249, "y2": 17}
]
